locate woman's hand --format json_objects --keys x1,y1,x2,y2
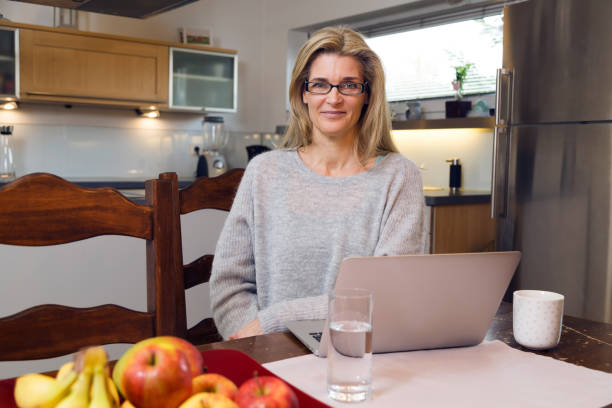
[{"x1": 230, "y1": 319, "x2": 264, "y2": 339}]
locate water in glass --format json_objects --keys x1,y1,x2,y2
[{"x1": 327, "y1": 319, "x2": 372, "y2": 402}]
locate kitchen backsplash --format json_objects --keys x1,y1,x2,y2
[
  {"x1": 392, "y1": 128, "x2": 493, "y2": 191},
  {"x1": 0, "y1": 104, "x2": 279, "y2": 180},
  {"x1": 0, "y1": 103, "x2": 491, "y2": 189}
]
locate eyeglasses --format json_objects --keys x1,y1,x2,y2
[{"x1": 304, "y1": 80, "x2": 367, "y2": 95}]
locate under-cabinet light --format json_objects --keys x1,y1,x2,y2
[
  {"x1": 0, "y1": 101, "x2": 18, "y2": 110},
  {"x1": 135, "y1": 107, "x2": 160, "y2": 118}
]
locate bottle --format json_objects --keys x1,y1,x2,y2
[
  {"x1": 446, "y1": 158, "x2": 461, "y2": 193},
  {"x1": 0, "y1": 125, "x2": 15, "y2": 181}
]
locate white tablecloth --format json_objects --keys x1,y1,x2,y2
[{"x1": 263, "y1": 340, "x2": 612, "y2": 407}]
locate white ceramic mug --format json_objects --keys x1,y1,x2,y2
[{"x1": 513, "y1": 290, "x2": 564, "y2": 350}]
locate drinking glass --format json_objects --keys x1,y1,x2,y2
[{"x1": 327, "y1": 288, "x2": 373, "y2": 402}]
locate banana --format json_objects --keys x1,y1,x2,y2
[
  {"x1": 56, "y1": 362, "x2": 75, "y2": 381},
  {"x1": 14, "y1": 370, "x2": 77, "y2": 408},
  {"x1": 106, "y1": 377, "x2": 120, "y2": 407},
  {"x1": 55, "y1": 367, "x2": 93, "y2": 408},
  {"x1": 88, "y1": 366, "x2": 113, "y2": 408},
  {"x1": 75, "y1": 346, "x2": 107, "y2": 372}
]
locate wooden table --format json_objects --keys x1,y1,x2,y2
[{"x1": 198, "y1": 302, "x2": 612, "y2": 373}]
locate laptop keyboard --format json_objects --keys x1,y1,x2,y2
[{"x1": 309, "y1": 331, "x2": 322, "y2": 342}]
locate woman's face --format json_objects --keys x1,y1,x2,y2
[{"x1": 302, "y1": 53, "x2": 368, "y2": 143}]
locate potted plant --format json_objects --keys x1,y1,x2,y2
[{"x1": 446, "y1": 63, "x2": 473, "y2": 118}]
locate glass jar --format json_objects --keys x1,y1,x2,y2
[
  {"x1": 202, "y1": 116, "x2": 228, "y2": 151},
  {"x1": 0, "y1": 125, "x2": 15, "y2": 181}
]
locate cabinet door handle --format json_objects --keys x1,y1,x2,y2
[{"x1": 24, "y1": 91, "x2": 166, "y2": 104}]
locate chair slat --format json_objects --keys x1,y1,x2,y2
[
  {"x1": 186, "y1": 318, "x2": 223, "y2": 345},
  {"x1": 184, "y1": 255, "x2": 214, "y2": 290},
  {"x1": 179, "y1": 169, "x2": 244, "y2": 214},
  {"x1": 0, "y1": 173, "x2": 152, "y2": 246},
  {"x1": 0, "y1": 304, "x2": 154, "y2": 361}
]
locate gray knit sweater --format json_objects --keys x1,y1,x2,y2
[{"x1": 210, "y1": 149, "x2": 426, "y2": 339}]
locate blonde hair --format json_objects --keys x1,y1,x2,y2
[{"x1": 280, "y1": 26, "x2": 397, "y2": 161}]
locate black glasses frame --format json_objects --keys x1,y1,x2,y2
[{"x1": 304, "y1": 80, "x2": 368, "y2": 95}]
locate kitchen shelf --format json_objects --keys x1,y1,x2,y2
[
  {"x1": 392, "y1": 117, "x2": 495, "y2": 130},
  {"x1": 173, "y1": 72, "x2": 232, "y2": 83}
]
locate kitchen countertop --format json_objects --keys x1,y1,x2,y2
[
  {"x1": 423, "y1": 188, "x2": 491, "y2": 206},
  {"x1": 0, "y1": 178, "x2": 195, "y2": 190},
  {"x1": 0, "y1": 178, "x2": 490, "y2": 206}
]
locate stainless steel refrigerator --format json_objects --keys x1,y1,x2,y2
[{"x1": 493, "y1": 0, "x2": 612, "y2": 323}]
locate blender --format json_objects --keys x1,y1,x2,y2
[{"x1": 199, "y1": 116, "x2": 228, "y2": 178}]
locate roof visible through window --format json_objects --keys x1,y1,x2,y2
[{"x1": 365, "y1": 14, "x2": 503, "y2": 101}]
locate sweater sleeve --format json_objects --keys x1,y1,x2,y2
[
  {"x1": 209, "y1": 167, "x2": 259, "y2": 339},
  {"x1": 374, "y1": 159, "x2": 427, "y2": 256},
  {"x1": 257, "y1": 294, "x2": 329, "y2": 333}
]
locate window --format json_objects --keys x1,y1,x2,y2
[{"x1": 366, "y1": 15, "x2": 503, "y2": 102}]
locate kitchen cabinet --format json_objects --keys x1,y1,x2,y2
[
  {"x1": 0, "y1": 27, "x2": 18, "y2": 99},
  {"x1": 170, "y1": 47, "x2": 237, "y2": 112},
  {"x1": 427, "y1": 202, "x2": 496, "y2": 254},
  {"x1": 19, "y1": 28, "x2": 169, "y2": 108}
]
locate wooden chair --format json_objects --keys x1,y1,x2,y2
[
  {"x1": 158, "y1": 169, "x2": 244, "y2": 344},
  {"x1": 0, "y1": 173, "x2": 176, "y2": 361}
]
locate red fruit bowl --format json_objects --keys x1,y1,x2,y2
[
  {"x1": 0, "y1": 349, "x2": 330, "y2": 408},
  {"x1": 199, "y1": 349, "x2": 330, "y2": 407}
]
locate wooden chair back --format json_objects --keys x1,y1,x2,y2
[
  {"x1": 0, "y1": 173, "x2": 176, "y2": 361},
  {"x1": 159, "y1": 170, "x2": 244, "y2": 344}
]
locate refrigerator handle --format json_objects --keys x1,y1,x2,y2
[
  {"x1": 491, "y1": 68, "x2": 513, "y2": 218},
  {"x1": 491, "y1": 126, "x2": 509, "y2": 218},
  {"x1": 495, "y1": 68, "x2": 513, "y2": 125}
]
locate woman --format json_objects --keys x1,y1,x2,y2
[{"x1": 210, "y1": 26, "x2": 426, "y2": 340}]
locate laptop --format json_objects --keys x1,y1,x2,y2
[{"x1": 286, "y1": 251, "x2": 521, "y2": 357}]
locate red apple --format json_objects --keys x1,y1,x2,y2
[
  {"x1": 192, "y1": 373, "x2": 238, "y2": 400},
  {"x1": 135, "y1": 336, "x2": 204, "y2": 378},
  {"x1": 179, "y1": 392, "x2": 239, "y2": 408},
  {"x1": 236, "y1": 375, "x2": 299, "y2": 408},
  {"x1": 113, "y1": 336, "x2": 204, "y2": 398},
  {"x1": 113, "y1": 341, "x2": 193, "y2": 408}
]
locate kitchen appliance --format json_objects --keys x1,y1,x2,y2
[
  {"x1": 493, "y1": 0, "x2": 612, "y2": 323},
  {"x1": 9, "y1": 0, "x2": 197, "y2": 19},
  {"x1": 199, "y1": 116, "x2": 228, "y2": 178},
  {"x1": 246, "y1": 144, "x2": 271, "y2": 161}
]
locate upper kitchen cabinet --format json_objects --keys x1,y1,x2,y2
[
  {"x1": 19, "y1": 27, "x2": 169, "y2": 108},
  {"x1": 170, "y1": 47, "x2": 237, "y2": 112},
  {"x1": 0, "y1": 28, "x2": 18, "y2": 99}
]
